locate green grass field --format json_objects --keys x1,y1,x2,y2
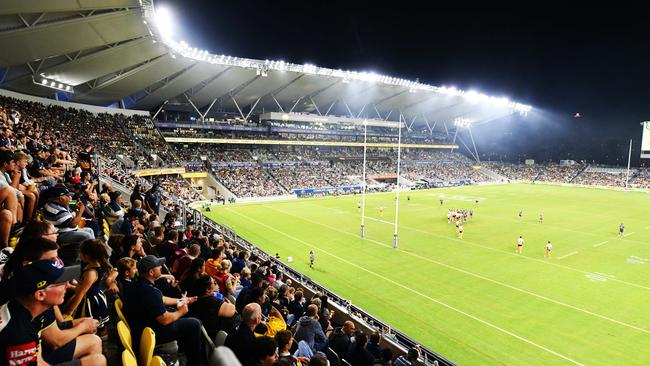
[{"x1": 204, "y1": 183, "x2": 650, "y2": 366}]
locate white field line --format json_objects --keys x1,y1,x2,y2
[
  {"x1": 593, "y1": 241, "x2": 608, "y2": 248},
  {"x1": 624, "y1": 232, "x2": 636, "y2": 237},
  {"x1": 266, "y1": 206, "x2": 650, "y2": 335},
  {"x1": 227, "y1": 208, "x2": 587, "y2": 366},
  {"x1": 370, "y1": 216, "x2": 650, "y2": 292},
  {"x1": 558, "y1": 251, "x2": 579, "y2": 260},
  {"x1": 305, "y1": 203, "x2": 650, "y2": 292}
]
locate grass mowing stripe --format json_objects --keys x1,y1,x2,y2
[
  {"x1": 226, "y1": 207, "x2": 588, "y2": 366},
  {"x1": 334, "y1": 204, "x2": 650, "y2": 293},
  {"x1": 266, "y1": 205, "x2": 650, "y2": 335}
]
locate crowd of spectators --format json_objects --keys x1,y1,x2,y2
[{"x1": 214, "y1": 167, "x2": 287, "y2": 197}]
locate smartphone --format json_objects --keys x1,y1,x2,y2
[{"x1": 69, "y1": 200, "x2": 77, "y2": 205}]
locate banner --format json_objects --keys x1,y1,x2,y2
[
  {"x1": 164, "y1": 137, "x2": 458, "y2": 150},
  {"x1": 132, "y1": 167, "x2": 185, "y2": 177}
]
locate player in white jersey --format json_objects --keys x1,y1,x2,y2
[
  {"x1": 545, "y1": 241, "x2": 553, "y2": 258},
  {"x1": 309, "y1": 250, "x2": 315, "y2": 269},
  {"x1": 619, "y1": 223, "x2": 624, "y2": 236},
  {"x1": 516, "y1": 236, "x2": 524, "y2": 254},
  {"x1": 539, "y1": 212, "x2": 544, "y2": 224}
]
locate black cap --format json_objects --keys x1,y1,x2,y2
[
  {"x1": 14, "y1": 259, "x2": 80, "y2": 296},
  {"x1": 137, "y1": 255, "x2": 165, "y2": 273},
  {"x1": 48, "y1": 186, "x2": 71, "y2": 199}
]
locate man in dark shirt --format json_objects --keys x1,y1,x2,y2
[
  {"x1": 0, "y1": 259, "x2": 105, "y2": 366},
  {"x1": 224, "y1": 302, "x2": 262, "y2": 366},
  {"x1": 144, "y1": 183, "x2": 161, "y2": 215},
  {"x1": 122, "y1": 255, "x2": 203, "y2": 365}
]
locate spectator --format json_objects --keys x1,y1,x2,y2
[
  {"x1": 346, "y1": 332, "x2": 374, "y2": 366},
  {"x1": 294, "y1": 304, "x2": 327, "y2": 353},
  {"x1": 275, "y1": 329, "x2": 310, "y2": 366},
  {"x1": 329, "y1": 320, "x2": 356, "y2": 359},
  {"x1": 42, "y1": 186, "x2": 94, "y2": 262},
  {"x1": 0, "y1": 258, "x2": 106, "y2": 366},
  {"x1": 103, "y1": 191, "x2": 124, "y2": 226},
  {"x1": 253, "y1": 336, "x2": 279, "y2": 366},
  {"x1": 366, "y1": 331, "x2": 383, "y2": 360},
  {"x1": 122, "y1": 255, "x2": 202, "y2": 365},
  {"x1": 394, "y1": 348, "x2": 419, "y2": 366},
  {"x1": 374, "y1": 348, "x2": 394, "y2": 366},
  {"x1": 187, "y1": 274, "x2": 238, "y2": 337},
  {"x1": 225, "y1": 302, "x2": 263, "y2": 366}
]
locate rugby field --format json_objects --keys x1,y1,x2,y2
[{"x1": 205, "y1": 183, "x2": 650, "y2": 366}]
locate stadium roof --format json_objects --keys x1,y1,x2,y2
[{"x1": 0, "y1": 0, "x2": 531, "y2": 128}]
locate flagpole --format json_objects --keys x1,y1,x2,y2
[
  {"x1": 625, "y1": 138, "x2": 632, "y2": 190},
  {"x1": 361, "y1": 120, "x2": 368, "y2": 239},
  {"x1": 393, "y1": 114, "x2": 402, "y2": 249}
]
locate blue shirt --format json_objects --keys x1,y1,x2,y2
[{"x1": 122, "y1": 277, "x2": 167, "y2": 334}]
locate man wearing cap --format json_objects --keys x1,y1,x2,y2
[
  {"x1": 0, "y1": 258, "x2": 106, "y2": 366},
  {"x1": 43, "y1": 186, "x2": 95, "y2": 249},
  {"x1": 122, "y1": 255, "x2": 203, "y2": 365}
]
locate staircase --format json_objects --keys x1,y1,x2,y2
[{"x1": 478, "y1": 166, "x2": 507, "y2": 182}]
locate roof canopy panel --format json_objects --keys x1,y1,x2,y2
[
  {"x1": 0, "y1": 9, "x2": 147, "y2": 67},
  {"x1": 0, "y1": 1, "x2": 532, "y2": 124},
  {"x1": 0, "y1": 0, "x2": 141, "y2": 15}
]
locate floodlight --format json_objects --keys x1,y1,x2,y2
[
  {"x1": 154, "y1": 6, "x2": 174, "y2": 40},
  {"x1": 33, "y1": 76, "x2": 74, "y2": 93}
]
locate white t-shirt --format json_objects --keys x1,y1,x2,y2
[
  {"x1": 517, "y1": 238, "x2": 524, "y2": 246},
  {"x1": 546, "y1": 243, "x2": 553, "y2": 251}
]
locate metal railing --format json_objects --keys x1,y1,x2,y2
[{"x1": 188, "y1": 206, "x2": 456, "y2": 366}]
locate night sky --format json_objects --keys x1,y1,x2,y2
[{"x1": 155, "y1": 1, "x2": 650, "y2": 165}]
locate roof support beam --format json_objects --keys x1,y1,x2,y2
[
  {"x1": 231, "y1": 95, "x2": 246, "y2": 121},
  {"x1": 288, "y1": 96, "x2": 303, "y2": 113},
  {"x1": 342, "y1": 100, "x2": 354, "y2": 118},
  {"x1": 202, "y1": 97, "x2": 220, "y2": 121},
  {"x1": 309, "y1": 96, "x2": 321, "y2": 116},
  {"x1": 325, "y1": 100, "x2": 336, "y2": 115},
  {"x1": 356, "y1": 104, "x2": 367, "y2": 118},
  {"x1": 185, "y1": 93, "x2": 204, "y2": 122},
  {"x1": 271, "y1": 95, "x2": 284, "y2": 113},
  {"x1": 151, "y1": 100, "x2": 168, "y2": 121}
]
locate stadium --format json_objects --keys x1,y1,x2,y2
[{"x1": 0, "y1": 2, "x2": 648, "y2": 366}]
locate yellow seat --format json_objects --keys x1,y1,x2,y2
[
  {"x1": 122, "y1": 349, "x2": 137, "y2": 366},
  {"x1": 150, "y1": 355, "x2": 166, "y2": 366},
  {"x1": 139, "y1": 327, "x2": 156, "y2": 366},
  {"x1": 115, "y1": 298, "x2": 129, "y2": 329},
  {"x1": 117, "y1": 321, "x2": 133, "y2": 356}
]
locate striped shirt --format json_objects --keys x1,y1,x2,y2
[{"x1": 43, "y1": 201, "x2": 75, "y2": 233}]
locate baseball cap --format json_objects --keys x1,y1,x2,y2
[
  {"x1": 49, "y1": 186, "x2": 72, "y2": 198},
  {"x1": 137, "y1": 255, "x2": 165, "y2": 273},
  {"x1": 14, "y1": 259, "x2": 80, "y2": 296}
]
